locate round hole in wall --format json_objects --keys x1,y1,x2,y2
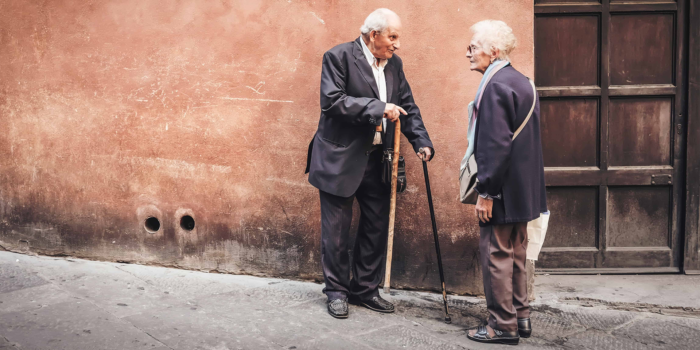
[
  {"x1": 180, "y1": 215, "x2": 195, "y2": 231},
  {"x1": 144, "y1": 217, "x2": 161, "y2": 233}
]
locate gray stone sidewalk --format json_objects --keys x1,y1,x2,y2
[
  {"x1": 536, "y1": 273, "x2": 700, "y2": 311},
  {"x1": 1, "y1": 251, "x2": 699, "y2": 350}
]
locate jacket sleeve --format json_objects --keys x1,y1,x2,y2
[
  {"x1": 320, "y1": 51, "x2": 385, "y2": 126},
  {"x1": 397, "y1": 61, "x2": 434, "y2": 157},
  {"x1": 475, "y1": 82, "x2": 515, "y2": 198}
]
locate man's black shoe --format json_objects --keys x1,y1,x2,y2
[
  {"x1": 467, "y1": 325, "x2": 520, "y2": 345},
  {"x1": 517, "y1": 318, "x2": 532, "y2": 338},
  {"x1": 350, "y1": 295, "x2": 395, "y2": 313},
  {"x1": 327, "y1": 298, "x2": 348, "y2": 319}
]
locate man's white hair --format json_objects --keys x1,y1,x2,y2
[
  {"x1": 360, "y1": 8, "x2": 399, "y2": 35},
  {"x1": 470, "y1": 20, "x2": 517, "y2": 61}
]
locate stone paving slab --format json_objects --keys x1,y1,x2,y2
[
  {"x1": 359, "y1": 325, "x2": 469, "y2": 350},
  {"x1": 2, "y1": 251, "x2": 700, "y2": 350},
  {"x1": 239, "y1": 280, "x2": 328, "y2": 308},
  {"x1": 564, "y1": 329, "x2": 650, "y2": 350},
  {"x1": 0, "y1": 284, "x2": 75, "y2": 315},
  {"x1": 0, "y1": 262, "x2": 48, "y2": 294},
  {"x1": 115, "y1": 264, "x2": 273, "y2": 300},
  {"x1": 132, "y1": 287, "x2": 375, "y2": 350},
  {"x1": 0, "y1": 299, "x2": 165, "y2": 350},
  {"x1": 0, "y1": 335, "x2": 16, "y2": 349},
  {"x1": 47, "y1": 269, "x2": 185, "y2": 320},
  {"x1": 285, "y1": 295, "x2": 409, "y2": 336},
  {"x1": 123, "y1": 302, "x2": 281, "y2": 350},
  {"x1": 547, "y1": 306, "x2": 640, "y2": 331},
  {"x1": 664, "y1": 316, "x2": 700, "y2": 331},
  {"x1": 612, "y1": 315, "x2": 700, "y2": 349},
  {"x1": 536, "y1": 274, "x2": 700, "y2": 310}
]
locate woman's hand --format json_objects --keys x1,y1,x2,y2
[{"x1": 475, "y1": 196, "x2": 493, "y2": 223}]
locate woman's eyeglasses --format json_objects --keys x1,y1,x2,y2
[{"x1": 467, "y1": 45, "x2": 482, "y2": 55}]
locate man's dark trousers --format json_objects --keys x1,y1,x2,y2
[{"x1": 320, "y1": 148, "x2": 389, "y2": 301}]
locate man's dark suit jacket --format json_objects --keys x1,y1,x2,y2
[
  {"x1": 474, "y1": 66, "x2": 548, "y2": 226},
  {"x1": 305, "y1": 37, "x2": 434, "y2": 197}
]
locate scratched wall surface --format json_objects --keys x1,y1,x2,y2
[{"x1": 0, "y1": 0, "x2": 534, "y2": 295}]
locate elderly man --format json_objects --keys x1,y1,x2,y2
[{"x1": 305, "y1": 8, "x2": 435, "y2": 319}]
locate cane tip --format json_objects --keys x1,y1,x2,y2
[{"x1": 444, "y1": 316, "x2": 452, "y2": 324}]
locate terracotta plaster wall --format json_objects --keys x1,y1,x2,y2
[{"x1": 0, "y1": 0, "x2": 533, "y2": 295}]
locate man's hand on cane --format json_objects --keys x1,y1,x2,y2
[
  {"x1": 418, "y1": 147, "x2": 432, "y2": 162},
  {"x1": 383, "y1": 103, "x2": 406, "y2": 122},
  {"x1": 384, "y1": 104, "x2": 432, "y2": 161}
]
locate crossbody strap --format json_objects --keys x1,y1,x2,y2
[{"x1": 512, "y1": 79, "x2": 537, "y2": 141}]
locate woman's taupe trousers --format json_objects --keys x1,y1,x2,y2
[{"x1": 479, "y1": 222, "x2": 529, "y2": 332}]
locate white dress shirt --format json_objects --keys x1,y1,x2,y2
[{"x1": 360, "y1": 37, "x2": 388, "y2": 144}]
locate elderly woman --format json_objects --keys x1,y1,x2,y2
[{"x1": 464, "y1": 20, "x2": 547, "y2": 345}]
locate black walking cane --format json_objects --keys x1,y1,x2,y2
[{"x1": 421, "y1": 158, "x2": 452, "y2": 324}]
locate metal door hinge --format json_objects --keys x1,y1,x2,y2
[{"x1": 651, "y1": 174, "x2": 672, "y2": 185}]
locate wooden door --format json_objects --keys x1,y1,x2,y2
[{"x1": 534, "y1": 0, "x2": 688, "y2": 272}]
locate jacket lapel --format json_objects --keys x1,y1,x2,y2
[{"x1": 353, "y1": 37, "x2": 380, "y2": 99}]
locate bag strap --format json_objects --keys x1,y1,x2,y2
[
  {"x1": 512, "y1": 79, "x2": 537, "y2": 141},
  {"x1": 476, "y1": 61, "x2": 510, "y2": 110}
]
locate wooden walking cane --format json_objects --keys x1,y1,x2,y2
[{"x1": 383, "y1": 119, "x2": 401, "y2": 294}]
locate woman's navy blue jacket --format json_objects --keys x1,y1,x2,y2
[{"x1": 474, "y1": 66, "x2": 548, "y2": 226}]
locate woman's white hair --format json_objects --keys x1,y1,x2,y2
[
  {"x1": 470, "y1": 20, "x2": 517, "y2": 61},
  {"x1": 360, "y1": 8, "x2": 399, "y2": 35}
]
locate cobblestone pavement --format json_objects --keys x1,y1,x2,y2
[{"x1": 1, "y1": 251, "x2": 699, "y2": 350}]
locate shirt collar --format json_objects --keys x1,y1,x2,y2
[{"x1": 359, "y1": 36, "x2": 387, "y2": 69}]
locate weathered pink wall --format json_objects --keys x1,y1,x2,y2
[{"x1": 0, "y1": 0, "x2": 533, "y2": 295}]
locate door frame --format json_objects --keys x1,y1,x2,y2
[{"x1": 683, "y1": 0, "x2": 700, "y2": 274}]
